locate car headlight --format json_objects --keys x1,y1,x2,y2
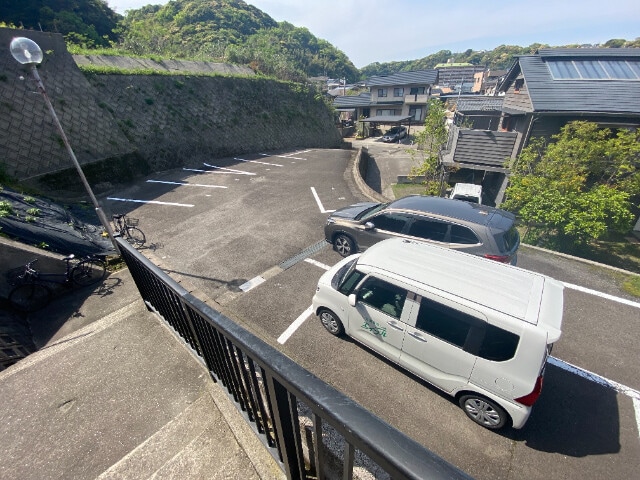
[{"x1": 326, "y1": 218, "x2": 336, "y2": 225}]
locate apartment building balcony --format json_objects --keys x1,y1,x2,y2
[{"x1": 404, "y1": 94, "x2": 429, "y2": 105}]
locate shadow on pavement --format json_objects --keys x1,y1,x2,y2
[{"x1": 510, "y1": 363, "x2": 621, "y2": 456}]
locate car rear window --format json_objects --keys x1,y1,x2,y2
[{"x1": 502, "y1": 226, "x2": 520, "y2": 252}]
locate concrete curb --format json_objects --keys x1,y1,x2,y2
[{"x1": 520, "y1": 243, "x2": 640, "y2": 277}]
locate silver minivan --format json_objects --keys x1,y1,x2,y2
[{"x1": 312, "y1": 238, "x2": 564, "y2": 430}]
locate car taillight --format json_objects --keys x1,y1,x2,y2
[
  {"x1": 515, "y1": 375, "x2": 544, "y2": 406},
  {"x1": 484, "y1": 254, "x2": 511, "y2": 263}
]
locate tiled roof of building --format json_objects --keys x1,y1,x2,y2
[
  {"x1": 333, "y1": 93, "x2": 372, "y2": 108},
  {"x1": 364, "y1": 70, "x2": 438, "y2": 87},
  {"x1": 501, "y1": 48, "x2": 640, "y2": 114},
  {"x1": 456, "y1": 97, "x2": 504, "y2": 112}
]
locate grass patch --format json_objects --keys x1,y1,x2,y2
[
  {"x1": 622, "y1": 276, "x2": 640, "y2": 297},
  {"x1": 391, "y1": 183, "x2": 426, "y2": 199}
]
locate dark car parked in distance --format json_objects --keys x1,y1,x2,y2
[
  {"x1": 324, "y1": 195, "x2": 520, "y2": 264},
  {"x1": 381, "y1": 126, "x2": 407, "y2": 142}
]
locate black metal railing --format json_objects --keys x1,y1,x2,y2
[{"x1": 117, "y1": 238, "x2": 472, "y2": 480}]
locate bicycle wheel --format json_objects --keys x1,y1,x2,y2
[
  {"x1": 71, "y1": 259, "x2": 106, "y2": 287},
  {"x1": 125, "y1": 226, "x2": 146, "y2": 248},
  {"x1": 9, "y1": 283, "x2": 52, "y2": 312}
]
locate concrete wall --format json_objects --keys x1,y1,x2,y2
[
  {"x1": 0, "y1": 28, "x2": 342, "y2": 183},
  {"x1": 1, "y1": 29, "x2": 134, "y2": 180}
]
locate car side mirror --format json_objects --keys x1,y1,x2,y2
[
  {"x1": 364, "y1": 221, "x2": 375, "y2": 230},
  {"x1": 348, "y1": 294, "x2": 357, "y2": 307}
]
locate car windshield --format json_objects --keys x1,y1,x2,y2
[
  {"x1": 387, "y1": 128, "x2": 400, "y2": 134},
  {"x1": 355, "y1": 202, "x2": 389, "y2": 221}
]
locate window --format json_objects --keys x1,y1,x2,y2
[
  {"x1": 603, "y1": 60, "x2": 640, "y2": 80},
  {"x1": 357, "y1": 277, "x2": 407, "y2": 319},
  {"x1": 547, "y1": 59, "x2": 640, "y2": 80},
  {"x1": 449, "y1": 225, "x2": 479, "y2": 244},
  {"x1": 415, "y1": 298, "x2": 473, "y2": 348},
  {"x1": 478, "y1": 324, "x2": 519, "y2": 361},
  {"x1": 409, "y1": 87, "x2": 425, "y2": 95},
  {"x1": 547, "y1": 60, "x2": 580, "y2": 79},
  {"x1": 378, "y1": 88, "x2": 388, "y2": 97},
  {"x1": 409, "y1": 106, "x2": 422, "y2": 121},
  {"x1": 369, "y1": 213, "x2": 409, "y2": 233},
  {"x1": 376, "y1": 109, "x2": 397, "y2": 116},
  {"x1": 514, "y1": 78, "x2": 524, "y2": 92},
  {"x1": 394, "y1": 88, "x2": 404, "y2": 97},
  {"x1": 575, "y1": 60, "x2": 607, "y2": 79},
  {"x1": 502, "y1": 226, "x2": 520, "y2": 252},
  {"x1": 407, "y1": 218, "x2": 448, "y2": 242},
  {"x1": 338, "y1": 268, "x2": 366, "y2": 296}
]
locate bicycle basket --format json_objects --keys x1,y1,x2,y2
[{"x1": 124, "y1": 217, "x2": 139, "y2": 226}]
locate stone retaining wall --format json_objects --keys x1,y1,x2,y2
[{"x1": 0, "y1": 28, "x2": 342, "y2": 183}]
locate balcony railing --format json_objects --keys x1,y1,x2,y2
[
  {"x1": 404, "y1": 94, "x2": 429, "y2": 104},
  {"x1": 117, "y1": 238, "x2": 472, "y2": 480}
]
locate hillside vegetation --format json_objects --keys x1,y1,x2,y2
[{"x1": 1, "y1": 0, "x2": 639, "y2": 81}]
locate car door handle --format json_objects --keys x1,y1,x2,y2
[
  {"x1": 387, "y1": 320, "x2": 404, "y2": 331},
  {"x1": 407, "y1": 331, "x2": 427, "y2": 342}
]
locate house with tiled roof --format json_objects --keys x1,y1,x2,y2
[
  {"x1": 441, "y1": 48, "x2": 640, "y2": 205},
  {"x1": 333, "y1": 70, "x2": 438, "y2": 125}
]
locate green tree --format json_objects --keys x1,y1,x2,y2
[
  {"x1": 409, "y1": 99, "x2": 449, "y2": 195},
  {"x1": 502, "y1": 121, "x2": 638, "y2": 248}
]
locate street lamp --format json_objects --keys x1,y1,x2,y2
[{"x1": 10, "y1": 37, "x2": 118, "y2": 251}]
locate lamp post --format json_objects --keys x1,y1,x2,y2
[{"x1": 10, "y1": 37, "x2": 118, "y2": 252}]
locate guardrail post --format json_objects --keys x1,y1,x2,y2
[{"x1": 266, "y1": 375, "x2": 305, "y2": 480}]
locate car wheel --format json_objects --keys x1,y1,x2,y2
[
  {"x1": 318, "y1": 309, "x2": 345, "y2": 336},
  {"x1": 458, "y1": 394, "x2": 509, "y2": 430},
  {"x1": 333, "y1": 234, "x2": 355, "y2": 257}
]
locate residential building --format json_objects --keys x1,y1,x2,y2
[
  {"x1": 333, "y1": 70, "x2": 438, "y2": 126},
  {"x1": 441, "y1": 48, "x2": 640, "y2": 205},
  {"x1": 472, "y1": 69, "x2": 507, "y2": 94},
  {"x1": 435, "y1": 62, "x2": 486, "y2": 93}
]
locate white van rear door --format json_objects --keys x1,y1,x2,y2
[{"x1": 399, "y1": 294, "x2": 478, "y2": 393}]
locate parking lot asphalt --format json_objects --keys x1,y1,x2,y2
[{"x1": 97, "y1": 142, "x2": 640, "y2": 480}]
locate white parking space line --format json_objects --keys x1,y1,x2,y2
[
  {"x1": 239, "y1": 276, "x2": 265, "y2": 292},
  {"x1": 277, "y1": 306, "x2": 313, "y2": 344},
  {"x1": 234, "y1": 157, "x2": 283, "y2": 167},
  {"x1": 311, "y1": 187, "x2": 335, "y2": 213},
  {"x1": 259, "y1": 152, "x2": 308, "y2": 160},
  {"x1": 634, "y1": 398, "x2": 640, "y2": 438},
  {"x1": 548, "y1": 356, "x2": 640, "y2": 400},
  {"x1": 146, "y1": 180, "x2": 227, "y2": 188},
  {"x1": 106, "y1": 197, "x2": 194, "y2": 207},
  {"x1": 202, "y1": 162, "x2": 256, "y2": 175},
  {"x1": 563, "y1": 282, "x2": 640, "y2": 309},
  {"x1": 304, "y1": 258, "x2": 331, "y2": 270}
]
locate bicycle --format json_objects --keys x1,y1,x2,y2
[
  {"x1": 112, "y1": 214, "x2": 146, "y2": 248},
  {"x1": 7, "y1": 254, "x2": 107, "y2": 312}
]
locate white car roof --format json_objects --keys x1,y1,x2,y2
[
  {"x1": 356, "y1": 238, "x2": 563, "y2": 329},
  {"x1": 451, "y1": 183, "x2": 482, "y2": 196}
]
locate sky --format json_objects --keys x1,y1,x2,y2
[{"x1": 106, "y1": 0, "x2": 640, "y2": 68}]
